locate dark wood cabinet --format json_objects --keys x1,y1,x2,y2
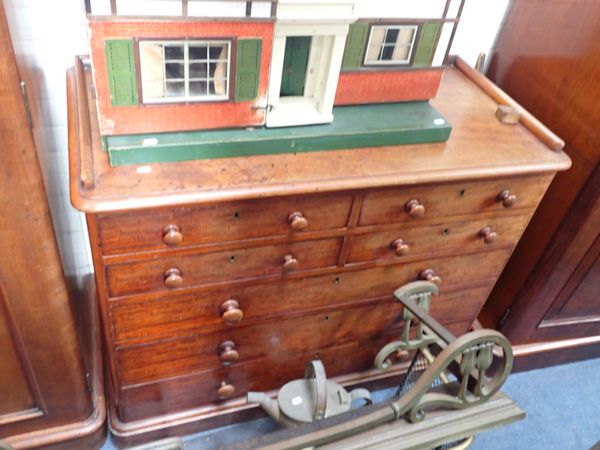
[
  {"x1": 482, "y1": 0, "x2": 600, "y2": 369},
  {"x1": 0, "y1": 2, "x2": 105, "y2": 447}
]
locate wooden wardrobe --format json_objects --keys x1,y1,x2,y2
[
  {"x1": 0, "y1": 1, "x2": 105, "y2": 447},
  {"x1": 481, "y1": 0, "x2": 600, "y2": 369}
]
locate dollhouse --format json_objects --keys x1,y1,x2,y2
[{"x1": 86, "y1": 0, "x2": 463, "y2": 164}]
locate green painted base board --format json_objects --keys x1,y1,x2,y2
[{"x1": 106, "y1": 102, "x2": 451, "y2": 166}]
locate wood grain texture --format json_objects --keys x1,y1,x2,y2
[
  {"x1": 454, "y1": 57, "x2": 564, "y2": 151},
  {"x1": 74, "y1": 55, "x2": 95, "y2": 189},
  {"x1": 481, "y1": 0, "x2": 600, "y2": 369},
  {"x1": 67, "y1": 50, "x2": 570, "y2": 443},
  {"x1": 98, "y1": 192, "x2": 354, "y2": 255},
  {"x1": 348, "y1": 213, "x2": 533, "y2": 263},
  {"x1": 116, "y1": 286, "x2": 493, "y2": 387},
  {"x1": 499, "y1": 166, "x2": 600, "y2": 343},
  {"x1": 0, "y1": 3, "x2": 104, "y2": 446},
  {"x1": 358, "y1": 175, "x2": 551, "y2": 226},
  {"x1": 69, "y1": 60, "x2": 570, "y2": 214},
  {"x1": 109, "y1": 251, "x2": 509, "y2": 346},
  {"x1": 512, "y1": 337, "x2": 600, "y2": 373},
  {"x1": 116, "y1": 320, "x2": 474, "y2": 424},
  {"x1": 106, "y1": 237, "x2": 343, "y2": 297},
  {"x1": 5, "y1": 277, "x2": 107, "y2": 449},
  {"x1": 0, "y1": 286, "x2": 41, "y2": 424}
]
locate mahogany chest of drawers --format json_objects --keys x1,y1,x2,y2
[{"x1": 68, "y1": 57, "x2": 570, "y2": 446}]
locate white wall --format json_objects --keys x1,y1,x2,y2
[
  {"x1": 450, "y1": 0, "x2": 512, "y2": 69},
  {"x1": 3, "y1": 0, "x2": 511, "y2": 289}
]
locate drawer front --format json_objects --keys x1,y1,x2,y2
[
  {"x1": 106, "y1": 238, "x2": 343, "y2": 297},
  {"x1": 119, "y1": 319, "x2": 475, "y2": 421},
  {"x1": 359, "y1": 175, "x2": 552, "y2": 226},
  {"x1": 98, "y1": 193, "x2": 354, "y2": 255},
  {"x1": 116, "y1": 289, "x2": 485, "y2": 387},
  {"x1": 110, "y1": 250, "x2": 511, "y2": 344},
  {"x1": 115, "y1": 332, "x2": 401, "y2": 421},
  {"x1": 348, "y1": 214, "x2": 532, "y2": 264}
]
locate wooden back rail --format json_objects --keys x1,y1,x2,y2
[
  {"x1": 453, "y1": 56, "x2": 565, "y2": 152},
  {"x1": 73, "y1": 57, "x2": 94, "y2": 189},
  {"x1": 69, "y1": 57, "x2": 570, "y2": 213}
]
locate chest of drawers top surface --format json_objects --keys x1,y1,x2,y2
[
  {"x1": 69, "y1": 62, "x2": 570, "y2": 215},
  {"x1": 68, "y1": 57, "x2": 571, "y2": 443}
]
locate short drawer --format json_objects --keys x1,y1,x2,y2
[
  {"x1": 115, "y1": 289, "x2": 485, "y2": 387},
  {"x1": 98, "y1": 192, "x2": 354, "y2": 255},
  {"x1": 110, "y1": 250, "x2": 511, "y2": 344},
  {"x1": 359, "y1": 174, "x2": 552, "y2": 226},
  {"x1": 118, "y1": 318, "x2": 475, "y2": 421},
  {"x1": 348, "y1": 214, "x2": 532, "y2": 263},
  {"x1": 106, "y1": 237, "x2": 343, "y2": 297}
]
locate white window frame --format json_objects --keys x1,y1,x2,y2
[
  {"x1": 363, "y1": 25, "x2": 418, "y2": 66},
  {"x1": 139, "y1": 40, "x2": 231, "y2": 104}
]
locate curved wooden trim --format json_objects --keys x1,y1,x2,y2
[
  {"x1": 4, "y1": 278, "x2": 106, "y2": 449},
  {"x1": 0, "y1": 284, "x2": 47, "y2": 424},
  {"x1": 512, "y1": 335, "x2": 600, "y2": 357},
  {"x1": 71, "y1": 165, "x2": 570, "y2": 214},
  {"x1": 453, "y1": 56, "x2": 565, "y2": 152}
]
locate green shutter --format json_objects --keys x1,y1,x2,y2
[
  {"x1": 235, "y1": 39, "x2": 262, "y2": 102},
  {"x1": 342, "y1": 23, "x2": 369, "y2": 70},
  {"x1": 413, "y1": 23, "x2": 441, "y2": 67},
  {"x1": 105, "y1": 39, "x2": 138, "y2": 106}
]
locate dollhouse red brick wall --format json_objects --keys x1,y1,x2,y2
[
  {"x1": 89, "y1": 20, "x2": 273, "y2": 136},
  {"x1": 334, "y1": 69, "x2": 443, "y2": 106}
]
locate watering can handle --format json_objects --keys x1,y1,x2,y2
[
  {"x1": 349, "y1": 388, "x2": 373, "y2": 405},
  {"x1": 304, "y1": 360, "x2": 327, "y2": 421}
]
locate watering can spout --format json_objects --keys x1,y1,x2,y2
[{"x1": 247, "y1": 391, "x2": 281, "y2": 422}]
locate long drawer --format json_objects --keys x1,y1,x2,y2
[
  {"x1": 110, "y1": 250, "x2": 511, "y2": 344},
  {"x1": 106, "y1": 237, "x2": 343, "y2": 297},
  {"x1": 97, "y1": 192, "x2": 354, "y2": 255},
  {"x1": 116, "y1": 286, "x2": 490, "y2": 387},
  {"x1": 117, "y1": 320, "x2": 473, "y2": 422},
  {"x1": 359, "y1": 174, "x2": 552, "y2": 226},
  {"x1": 348, "y1": 214, "x2": 532, "y2": 263}
]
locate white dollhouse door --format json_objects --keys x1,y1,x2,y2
[{"x1": 265, "y1": 22, "x2": 352, "y2": 128}]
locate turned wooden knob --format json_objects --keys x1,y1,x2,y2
[
  {"x1": 162, "y1": 224, "x2": 183, "y2": 246},
  {"x1": 479, "y1": 226, "x2": 498, "y2": 244},
  {"x1": 288, "y1": 211, "x2": 308, "y2": 231},
  {"x1": 217, "y1": 381, "x2": 235, "y2": 399},
  {"x1": 221, "y1": 299, "x2": 243, "y2": 324},
  {"x1": 391, "y1": 238, "x2": 410, "y2": 256},
  {"x1": 394, "y1": 350, "x2": 410, "y2": 361},
  {"x1": 163, "y1": 268, "x2": 183, "y2": 288},
  {"x1": 497, "y1": 190, "x2": 517, "y2": 208},
  {"x1": 218, "y1": 340, "x2": 239, "y2": 363},
  {"x1": 283, "y1": 254, "x2": 300, "y2": 272},
  {"x1": 405, "y1": 199, "x2": 425, "y2": 218},
  {"x1": 419, "y1": 268, "x2": 442, "y2": 286}
]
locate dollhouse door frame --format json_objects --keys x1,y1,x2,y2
[{"x1": 265, "y1": 22, "x2": 350, "y2": 128}]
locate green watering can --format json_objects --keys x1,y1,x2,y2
[{"x1": 246, "y1": 360, "x2": 372, "y2": 426}]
